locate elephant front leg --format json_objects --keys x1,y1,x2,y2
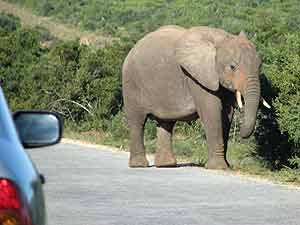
[
  {"x1": 199, "y1": 100, "x2": 229, "y2": 170},
  {"x1": 155, "y1": 121, "x2": 177, "y2": 167},
  {"x1": 205, "y1": 143, "x2": 229, "y2": 170}
]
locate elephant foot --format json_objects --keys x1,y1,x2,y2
[
  {"x1": 155, "y1": 151, "x2": 177, "y2": 167},
  {"x1": 205, "y1": 158, "x2": 229, "y2": 170},
  {"x1": 129, "y1": 154, "x2": 149, "y2": 168}
]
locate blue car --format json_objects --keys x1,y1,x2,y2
[{"x1": 0, "y1": 86, "x2": 63, "y2": 225}]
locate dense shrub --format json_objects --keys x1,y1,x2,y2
[
  {"x1": 263, "y1": 33, "x2": 300, "y2": 144},
  {"x1": 31, "y1": 41, "x2": 126, "y2": 127},
  {"x1": 0, "y1": 22, "x2": 128, "y2": 131},
  {"x1": 0, "y1": 12, "x2": 20, "y2": 34},
  {"x1": 0, "y1": 27, "x2": 43, "y2": 109},
  {"x1": 253, "y1": 33, "x2": 300, "y2": 169}
]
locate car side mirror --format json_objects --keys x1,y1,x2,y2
[{"x1": 13, "y1": 111, "x2": 63, "y2": 148}]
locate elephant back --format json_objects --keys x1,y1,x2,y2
[
  {"x1": 133, "y1": 26, "x2": 186, "y2": 55},
  {"x1": 187, "y1": 26, "x2": 232, "y2": 46}
]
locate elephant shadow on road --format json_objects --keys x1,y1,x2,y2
[{"x1": 149, "y1": 162, "x2": 203, "y2": 168}]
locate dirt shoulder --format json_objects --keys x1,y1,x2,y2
[
  {"x1": 0, "y1": 0, "x2": 117, "y2": 46},
  {"x1": 62, "y1": 138, "x2": 124, "y2": 153}
]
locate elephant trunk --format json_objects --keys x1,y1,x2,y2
[{"x1": 240, "y1": 75, "x2": 260, "y2": 138}]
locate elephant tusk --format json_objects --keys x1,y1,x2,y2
[
  {"x1": 236, "y1": 91, "x2": 243, "y2": 109},
  {"x1": 262, "y1": 98, "x2": 271, "y2": 109}
]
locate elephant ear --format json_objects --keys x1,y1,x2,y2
[{"x1": 175, "y1": 31, "x2": 219, "y2": 91}]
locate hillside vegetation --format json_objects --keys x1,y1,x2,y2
[
  {"x1": 5, "y1": 1, "x2": 300, "y2": 43},
  {"x1": 1, "y1": 0, "x2": 300, "y2": 182},
  {"x1": 0, "y1": 0, "x2": 115, "y2": 46}
]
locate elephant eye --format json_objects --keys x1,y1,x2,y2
[
  {"x1": 230, "y1": 64, "x2": 236, "y2": 71},
  {"x1": 230, "y1": 61, "x2": 239, "y2": 72}
]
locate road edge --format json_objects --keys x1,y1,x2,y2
[{"x1": 61, "y1": 138, "x2": 300, "y2": 189}]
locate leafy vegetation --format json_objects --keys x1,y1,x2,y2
[
  {"x1": 1, "y1": 0, "x2": 300, "y2": 183},
  {"x1": 5, "y1": 0, "x2": 300, "y2": 42},
  {"x1": 0, "y1": 12, "x2": 128, "y2": 130},
  {"x1": 253, "y1": 32, "x2": 300, "y2": 171},
  {"x1": 0, "y1": 10, "x2": 20, "y2": 33}
]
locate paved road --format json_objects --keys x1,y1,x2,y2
[{"x1": 28, "y1": 143, "x2": 300, "y2": 225}]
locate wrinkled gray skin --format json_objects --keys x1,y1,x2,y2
[{"x1": 122, "y1": 26, "x2": 261, "y2": 169}]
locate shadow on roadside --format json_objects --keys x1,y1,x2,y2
[{"x1": 149, "y1": 162, "x2": 203, "y2": 168}]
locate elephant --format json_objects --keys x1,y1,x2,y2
[{"x1": 122, "y1": 25, "x2": 270, "y2": 169}]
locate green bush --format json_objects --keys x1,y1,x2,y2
[
  {"x1": 40, "y1": 1, "x2": 55, "y2": 16},
  {"x1": 34, "y1": 26, "x2": 55, "y2": 41},
  {"x1": 252, "y1": 33, "x2": 300, "y2": 169},
  {"x1": 289, "y1": 156, "x2": 300, "y2": 169},
  {"x1": 0, "y1": 12, "x2": 20, "y2": 34},
  {"x1": 0, "y1": 21, "x2": 129, "y2": 132},
  {"x1": 264, "y1": 33, "x2": 300, "y2": 144},
  {"x1": 29, "y1": 40, "x2": 127, "y2": 126},
  {"x1": 0, "y1": 27, "x2": 43, "y2": 109},
  {"x1": 108, "y1": 111, "x2": 129, "y2": 139}
]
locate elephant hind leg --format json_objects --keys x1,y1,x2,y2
[
  {"x1": 127, "y1": 111, "x2": 149, "y2": 168},
  {"x1": 155, "y1": 121, "x2": 177, "y2": 167}
]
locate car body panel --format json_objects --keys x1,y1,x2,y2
[{"x1": 0, "y1": 87, "x2": 46, "y2": 225}]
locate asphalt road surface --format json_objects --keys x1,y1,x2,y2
[{"x1": 28, "y1": 143, "x2": 300, "y2": 225}]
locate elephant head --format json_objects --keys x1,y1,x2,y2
[{"x1": 176, "y1": 29, "x2": 268, "y2": 138}]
